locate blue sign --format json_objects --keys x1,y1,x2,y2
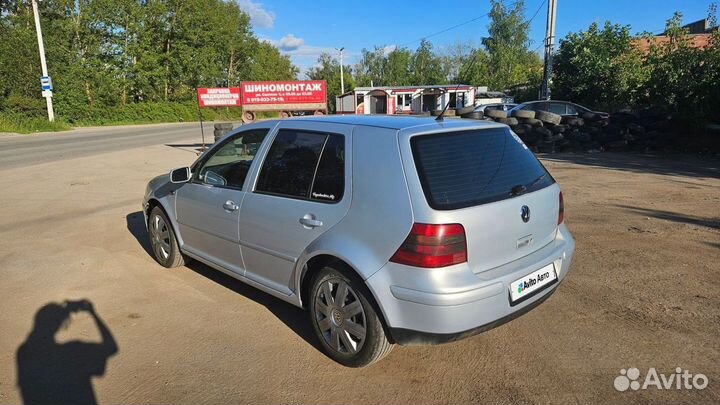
[{"x1": 40, "y1": 76, "x2": 52, "y2": 91}]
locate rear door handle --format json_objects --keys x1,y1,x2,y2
[
  {"x1": 223, "y1": 200, "x2": 239, "y2": 212},
  {"x1": 299, "y1": 214, "x2": 323, "y2": 229}
]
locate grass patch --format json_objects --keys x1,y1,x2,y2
[
  {"x1": 0, "y1": 113, "x2": 71, "y2": 134},
  {"x1": 1, "y1": 102, "x2": 282, "y2": 134}
]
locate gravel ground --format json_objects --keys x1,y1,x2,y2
[{"x1": 0, "y1": 137, "x2": 718, "y2": 404}]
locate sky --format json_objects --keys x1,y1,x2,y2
[{"x1": 237, "y1": 0, "x2": 715, "y2": 75}]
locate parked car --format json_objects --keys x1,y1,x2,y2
[
  {"x1": 143, "y1": 115, "x2": 575, "y2": 367},
  {"x1": 510, "y1": 100, "x2": 608, "y2": 118},
  {"x1": 474, "y1": 103, "x2": 517, "y2": 113}
]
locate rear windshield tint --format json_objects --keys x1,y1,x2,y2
[{"x1": 411, "y1": 128, "x2": 554, "y2": 210}]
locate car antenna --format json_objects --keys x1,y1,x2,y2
[{"x1": 436, "y1": 52, "x2": 479, "y2": 122}]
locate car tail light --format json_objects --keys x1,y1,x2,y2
[
  {"x1": 558, "y1": 191, "x2": 565, "y2": 225},
  {"x1": 390, "y1": 223, "x2": 467, "y2": 268}
]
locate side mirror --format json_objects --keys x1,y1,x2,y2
[{"x1": 170, "y1": 167, "x2": 191, "y2": 183}]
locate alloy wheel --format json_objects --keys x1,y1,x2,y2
[
  {"x1": 149, "y1": 214, "x2": 171, "y2": 260},
  {"x1": 313, "y1": 279, "x2": 367, "y2": 355}
]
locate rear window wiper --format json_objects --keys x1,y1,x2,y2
[{"x1": 510, "y1": 174, "x2": 546, "y2": 196}]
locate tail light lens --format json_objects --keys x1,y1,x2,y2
[
  {"x1": 390, "y1": 223, "x2": 467, "y2": 268},
  {"x1": 558, "y1": 191, "x2": 565, "y2": 225}
]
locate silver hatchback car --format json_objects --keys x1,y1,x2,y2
[{"x1": 143, "y1": 115, "x2": 575, "y2": 367}]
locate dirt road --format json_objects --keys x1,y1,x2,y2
[{"x1": 0, "y1": 129, "x2": 718, "y2": 404}]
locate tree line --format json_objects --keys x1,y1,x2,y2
[
  {"x1": 1, "y1": 0, "x2": 718, "y2": 127},
  {"x1": 0, "y1": 0, "x2": 297, "y2": 124}
]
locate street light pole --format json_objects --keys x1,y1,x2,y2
[
  {"x1": 31, "y1": 0, "x2": 55, "y2": 122},
  {"x1": 336, "y1": 47, "x2": 345, "y2": 94},
  {"x1": 539, "y1": 0, "x2": 557, "y2": 100}
]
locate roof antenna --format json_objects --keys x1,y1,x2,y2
[{"x1": 436, "y1": 52, "x2": 479, "y2": 122}]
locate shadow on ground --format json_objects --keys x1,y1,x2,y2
[
  {"x1": 614, "y1": 204, "x2": 720, "y2": 230},
  {"x1": 164, "y1": 143, "x2": 207, "y2": 154},
  {"x1": 541, "y1": 152, "x2": 720, "y2": 179},
  {"x1": 125, "y1": 211, "x2": 323, "y2": 353},
  {"x1": 16, "y1": 300, "x2": 118, "y2": 405}
]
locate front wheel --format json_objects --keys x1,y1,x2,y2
[
  {"x1": 309, "y1": 266, "x2": 393, "y2": 367},
  {"x1": 148, "y1": 206, "x2": 186, "y2": 268}
]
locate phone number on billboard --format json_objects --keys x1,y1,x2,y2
[{"x1": 246, "y1": 97, "x2": 285, "y2": 103}]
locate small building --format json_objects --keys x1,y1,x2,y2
[
  {"x1": 336, "y1": 85, "x2": 475, "y2": 115},
  {"x1": 634, "y1": 18, "x2": 718, "y2": 53}
]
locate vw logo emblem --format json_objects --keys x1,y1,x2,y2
[{"x1": 521, "y1": 205, "x2": 530, "y2": 223}]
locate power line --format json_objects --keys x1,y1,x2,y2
[
  {"x1": 396, "y1": 1, "x2": 525, "y2": 48},
  {"x1": 527, "y1": 0, "x2": 547, "y2": 24},
  {"x1": 396, "y1": 0, "x2": 546, "y2": 50}
]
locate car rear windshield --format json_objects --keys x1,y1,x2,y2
[{"x1": 411, "y1": 128, "x2": 555, "y2": 210}]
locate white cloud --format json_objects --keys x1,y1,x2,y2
[
  {"x1": 236, "y1": 0, "x2": 275, "y2": 29},
  {"x1": 382, "y1": 45, "x2": 397, "y2": 55},
  {"x1": 278, "y1": 34, "x2": 305, "y2": 51},
  {"x1": 262, "y1": 36, "x2": 361, "y2": 77}
]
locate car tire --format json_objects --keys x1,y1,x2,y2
[
  {"x1": 461, "y1": 111, "x2": 484, "y2": 120},
  {"x1": 148, "y1": 206, "x2": 186, "y2": 268},
  {"x1": 535, "y1": 110, "x2": 562, "y2": 125},
  {"x1": 519, "y1": 117, "x2": 543, "y2": 127},
  {"x1": 512, "y1": 109, "x2": 535, "y2": 119},
  {"x1": 485, "y1": 109, "x2": 507, "y2": 119},
  {"x1": 455, "y1": 106, "x2": 475, "y2": 115},
  {"x1": 242, "y1": 111, "x2": 256, "y2": 123},
  {"x1": 309, "y1": 265, "x2": 393, "y2": 367},
  {"x1": 497, "y1": 117, "x2": 518, "y2": 126}
]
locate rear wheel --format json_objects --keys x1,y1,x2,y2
[
  {"x1": 309, "y1": 266, "x2": 393, "y2": 367},
  {"x1": 148, "y1": 206, "x2": 185, "y2": 268}
]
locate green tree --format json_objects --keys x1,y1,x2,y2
[
  {"x1": 384, "y1": 48, "x2": 413, "y2": 86},
  {"x1": 410, "y1": 39, "x2": 445, "y2": 85},
  {"x1": 483, "y1": 0, "x2": 540, "y2": 90},
  {"x1": 306, "y1": 52, "x2": 354, "y2": 112},
  {"x1": 553, "y1": 21, "x2": 647, "y2": 110},
  {"x1": 643, "y1": 12, "x2": 705, "y2": 118}
]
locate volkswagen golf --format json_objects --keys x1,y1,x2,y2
[{"x1": 142, "y1": 115, "x2": 575, "y2": 367}]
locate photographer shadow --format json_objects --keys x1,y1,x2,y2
[{"x1": 16, "y1": 300, "x2": 118, "y2": 405}]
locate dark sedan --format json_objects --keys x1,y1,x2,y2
[{"x1": 510, "y1": 101, "x2": 608, "y2": 118}]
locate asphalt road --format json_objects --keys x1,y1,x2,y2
[
  {"x1": 0, "y1": 125, "x2": 718, "y2": 404},
  {"x1": 0, "y1": 122, "x2": 226, "y2": 170}
]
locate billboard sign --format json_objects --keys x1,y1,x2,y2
[
  {"x1": 197, "y1": 87, "x2": 242, "y2": 108},
  {"x1": 241, "y1": 81, "x2": 326, "y2": 105}
]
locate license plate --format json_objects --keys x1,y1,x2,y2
[{"x1": 509, "y1": 263, "x2": 557, "y2": 302}]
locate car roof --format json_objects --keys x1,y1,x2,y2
[{"x1": 269, "y1": 114, "x2": 505, "y2": 131}]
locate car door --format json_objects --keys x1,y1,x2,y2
[
  {"x1": 175, "y1": 124, "x2": 274, "y2": 274},
  {"x1": 239, "y1": 121, "x2": 352, "y2": 295}
]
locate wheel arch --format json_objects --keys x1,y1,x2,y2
[
  {"x1": 145, "y1": 197, "x2": 184, "y2": 247},
  {"x1": 298, "y1": 253, "x2": 396, "y2": 343}
]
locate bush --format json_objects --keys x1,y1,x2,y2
[{"x1": 0, "y1": 112, "x2": 71, "y2": 133}]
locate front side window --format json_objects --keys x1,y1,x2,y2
[
  {"x1": 255, "y1": 130, "x2": 345, "y2": 202},
  {"x1": 194, "y1": 129, "x2": 269, "y2": 189}
]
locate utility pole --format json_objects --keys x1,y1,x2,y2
[
  {"x1": 539, "y1": 0, "x2": 557, "y2": 100},
  {"x1": 31, "y1": 0, "x2": 55, "y2": 122},
  {"x1": 336, "y1": 47, "x2": 345, "y2": 94}
]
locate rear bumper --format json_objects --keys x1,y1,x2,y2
[{"x1": 366, "y1": 224, "x2": 575, "y2": 345}]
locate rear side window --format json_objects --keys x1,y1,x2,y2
[
  {"x1": 411, "y1": 128, "x2": 554, "y2": 210},
  {"x1": 255, "y1": 129, "x2": 344, "y2": 202}
]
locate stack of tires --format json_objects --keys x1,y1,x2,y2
[
  {"x1": 214, "y1": 123, "x2": 234, "y2": 143},
  {"x1": 483, "y1": 107, "x2": 663, "y2": 153},
  {"x1": 481, "y1": 109, "x2": 564, "y2": 153}
]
